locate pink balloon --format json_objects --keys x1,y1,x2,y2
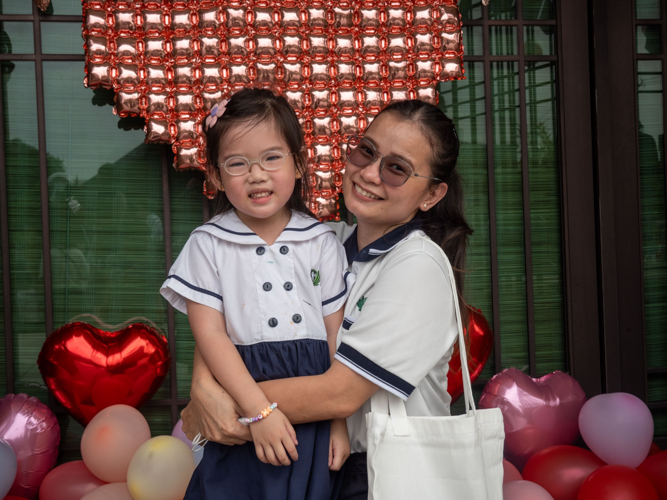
[
  {"x1": 171, "y1": 419, "x2": 190, "y2": 447},
  {"x1": 479, "y1": 369, "x2": 586, "y2": 470},
  {"x1": 504, "y1": 480, "x2": 555, "y2": 500},
  {"x1": 0, "y1": 394, "x2": 60, "y2": 499},
  {"x1": 38, "y1": 461, "x2": 106, "y2": 500},
  {"x1": 81, "y1": 405, "x2": 151, "y2": 483},
  {"x1": 578, "y1": 393, "x2": 654, "y2": 468},
  {"x1": 504, "y1": 460, "x2": 523, "y2": 484},
  {"x1": 81, "y1": 482, "x2": 133, "y2": 500}
]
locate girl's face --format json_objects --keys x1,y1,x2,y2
[
  {"x1": 342, "y1": 112, "x2": 448, "y2": 234},
  {"x1": 216, "y1": 118, "x2": 297, "y2": 227}
]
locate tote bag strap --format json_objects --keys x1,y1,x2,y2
[
  {"x1": 370, "y1": 389, "x2": 411, "y2": 437},
  {"x1": 444, "y1": 256, "x2": 477, "y2": 415}
]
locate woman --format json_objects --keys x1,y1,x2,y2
[{"x1": 181, "y1": 99, "x2": 472, "y2": 498}]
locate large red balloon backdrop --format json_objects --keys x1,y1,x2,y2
[{"x1": 81, "y1": 0, "x2": 465, "y2": 219}]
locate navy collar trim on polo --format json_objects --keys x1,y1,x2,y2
[{"x1": 343, "y1": 216, "x2": 423, "y2": 264}]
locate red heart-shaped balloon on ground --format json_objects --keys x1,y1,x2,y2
[
  {"x1": 38, "y1": 322, "x2": 171, "y2": 425},
  {"x1": 447, "y1": 307, "x2": 493, "y2": 404},
  {"x1": 479, "y1": 368, "x2": 586, "y2": 471}
]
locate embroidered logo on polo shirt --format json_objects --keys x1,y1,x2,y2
[
  {"x1": 311, "y1": 269, "x2": 320, "y2": 286},
  {"x1": 356, "y1": 296, "x2": 367, "y2": 311}
]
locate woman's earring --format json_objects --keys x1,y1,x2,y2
[{"x1": 423, "y1": 203, "x2": 428, "y2": 209}]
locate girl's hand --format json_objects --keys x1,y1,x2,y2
[
  {"x1": 249, "y1": 408, "x2": 299, "y2": 466},
  {"x1": 181, "y1": 375, "x2": 251, "y2": 445},
  {"x1": 328, "y1": 418, "x2": 350, "y2": 471}
]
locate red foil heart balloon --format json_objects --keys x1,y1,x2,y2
[
  {"x1": 38, "y1": 322, "x2": 171, "y2": 425},
  {"x1": 479, "y1": 368, "x2": 587, "y2": 471},
  {"x1": 446, "y1": 307, "x2": 493, "y2": 404}
]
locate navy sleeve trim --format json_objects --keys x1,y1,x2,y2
[
  {"x1": 166, "y1": 275, "x2": 223, "y2": 302},
  {"x1": 335, "y1": 342, "x2": 414, "y2": 399},
  {"x1": 283, "y1": 221, "x2": 323, "y2": 232},
  {"x1": 205, "y1": 222, "x2": 255, "y2": 236},
  {"x1": 342, "y1": 316, "x2": 355, "y2": 330},
  {"x1": 322, "y1": 271, "x2": 351, "y2": 306}
]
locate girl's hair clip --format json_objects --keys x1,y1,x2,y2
[{"x1": 204, "y1": 99, "x2": 230, "y2": 131}]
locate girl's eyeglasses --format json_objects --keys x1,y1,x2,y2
[
  {"x1": 218, "y1": 151, "x2": 295, "y2": 176},
  {"x1": 345, "y1": 135, "x2": 442, "y2": 187}
]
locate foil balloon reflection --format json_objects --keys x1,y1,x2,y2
[
  {"x1": 446, "y1": 307, "x2": 493, "y2": 404},
  {"x1": 0, "y1": 393, "x2": 60, "y2": 499},
  {"x1": 82, "y1": 0, "x2": 465, "y2": 219},
  {"x1": 479, "y1": 368, "x2": 587, "y2": 471},
  {"x1": 37, "y1": 322, "x2": 171, "y2": 426}
]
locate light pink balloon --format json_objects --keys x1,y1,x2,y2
[
  {"x1": 39, "y1": 461, "x2": 106, "y2": 500},
  {"x1": 81, "y1": 482, "x2": 133, "y2": 500},
  {"x1": 81, "y1": 404, "x2": 151, "y2": 483},
  {"x1": 503, "y1": 459, "x2": 523, "y2": 484},
  {"x1": 479, "y1": 368, "x2": 586, "y2": 470},
  {"x1": 0, "y1": 393, "x2": 60, "y2": 499},
  {"x1": 503, "y1": 480, "x2": 555, "y2": 500},
  {"x1": 579, "y1": 392, "x2": 654, "y2": 468},
  {"x1": 171, "y1": 419, "x2": 203, "y2": 467}
]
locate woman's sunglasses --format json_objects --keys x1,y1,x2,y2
[{"x1": 345, "y1": 135, "x2": 442, "y2": 187}]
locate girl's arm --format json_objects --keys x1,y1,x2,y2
[{"x1": 186, "y1": 299, "x2": 298, "y2": 465}]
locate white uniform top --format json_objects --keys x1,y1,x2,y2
[
  {"x1": 328, "y1": 218, "x2": 458, "y2": 454},
  {"x1": 161, "y1": 210, "x2": 351, "y2": 345}
]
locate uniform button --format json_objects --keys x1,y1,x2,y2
[
  {"x1": 263, "y1": 282, "x2": 272, "y2": 291},
  {"x1": 283, "y1": 282, "x2": 293, "y2": 291},
  {"x1": 256, "y1": 247, "x2": 265, "y2": 255},
  {"x1": 280, "y1": 246, "x2": 289, "y2": 255},
  {"x1": 292, "y1": 314, "x2": 302, "y2": 323},
  {"x1": 268, "y1": 318, "x2": 278, "y2": 327}
]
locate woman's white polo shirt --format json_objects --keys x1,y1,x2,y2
[{"x1": 328, "y1": 218, "x2": 459, "y2": 453}]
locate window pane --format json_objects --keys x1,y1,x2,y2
[
  {"x1": 2, "y1": 61, "x2": 47, "y2": 400},
  {"x1": 439, "y1": 62, "x2": 494, "y2": 376},
  {"x1": 490, "y1": 26, "x2": 517, "y2": 56},
  {"x1": 0, "y1": 1, "x2": 32, "y2": 14},
  {"x1": 526, "y1": 61, "x2": 565, "y2": 374},
  {"x1": 489, "y1": 0, "x2": 517, "y2": 20},
  {"x1": 49, "y1": 0, "x2": 82, "y2": 15},
  {"x1": 523, "y1": 0, "x2": 554, "y2": 20},
  {"x1": 637, "y1": 60, "x2": 667, "y2": 371},
  {"x1": 41, "y1": 22, "x2": 83, "y2": 55},
  {"x1": 458, "y1": 0, "x2": 483, "y2": 21},
  {"x1": 43, "y1": 61, "x2": 170, "y2": 407},
  {"x1": 464, "y1": 26, "x2": 483, "y2": 57},
  {"x1": 524, "y1": 26, "x2": 555, "y2": 56},
  {"x1": 637, "y1": 25, "x2": 662, "y2": 54},
  {"x1": 0, "y1": 22, "x2": 35, "y2": 54},
  {"x1": 636, "y1": 0, "x2": 661, "y2": 19},
  {"x1": 170, "y1": 168, "x2": 203, "y2": 398},
  {"x1": 492, "y1": 61, "x2": 529, "y2": 370}
]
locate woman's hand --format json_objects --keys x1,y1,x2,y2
[
  {"x1": 181, "y1": 375, "x2": 251, "y2": 445},
  {"x1": 249, "y1": 408, "x2": 299, "y2": 466}
]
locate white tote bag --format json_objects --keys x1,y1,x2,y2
[{"x1": 365, "y1": 257, "x2": 505, "y2": 500}]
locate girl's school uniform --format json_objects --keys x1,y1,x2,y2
[
  {"x1": 161, "y1": 210, "x2": 352, "y2": 500},
  {"x1": 327, "y1": 216, "x2": 459, "y2": 496}
]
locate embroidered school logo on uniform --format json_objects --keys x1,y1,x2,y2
[
  {"x1": 357, "y1": 296, "x2": 367, "y2": 311},
  {"x1": 311, "y1": 269, "x2": 320, "y2": 286}
]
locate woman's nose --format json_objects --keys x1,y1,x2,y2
[{"x1": 359, "y1": 156, "x2": 383, "y2": 184}]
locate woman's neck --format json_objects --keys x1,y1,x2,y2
[{"x1": 235, "y1": 208, "x2": 291, "y2": 245}]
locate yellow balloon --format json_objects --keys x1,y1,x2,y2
[
  {"x1": 82, "y1": 482, "x2": 134, "y2": 500},
  {"x1": 81, "y1": 405, "x2": 151, "y2": 483},
  {"x1": 127, "y1": 435, "x2": 196, "y2": 500}
]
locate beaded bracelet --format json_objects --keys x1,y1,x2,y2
[{"x1": 238, "y1": 403, "x2": 278, "y2": 425}]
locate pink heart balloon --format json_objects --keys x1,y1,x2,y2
[
  {"x1": 479, "y1": 368, "x2": 586, "y2": 470},
  {"x1": 0, "y1": 394, "x2": 60, "y2": 499}
]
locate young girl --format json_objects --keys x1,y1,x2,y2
[{"x1": 161, "y1": 88, "x2": 352, "y2": 499}]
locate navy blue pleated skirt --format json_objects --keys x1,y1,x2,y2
[{"x1": 185, "y1": 339, "x2": 339, "y2": 500}]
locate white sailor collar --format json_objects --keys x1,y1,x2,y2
[{"x1": 193, "y1": 209, "x2": 333, "y2": 245}]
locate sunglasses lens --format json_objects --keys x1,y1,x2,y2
[
  {"x1": 381, "y1": 160, "x2": 411, "y2": 187},
  {"x1": 347, "y1": 139, "x2": 375, "y2": 167}
]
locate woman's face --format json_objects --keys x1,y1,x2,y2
[{"x1": 342, "y1": 112, "x2": 447, "y2": 234}]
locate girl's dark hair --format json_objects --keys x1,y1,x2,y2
[
  {"x1": 205, "y1": 88, "x2": 311, "y2": 216},
  {"x1": 375, "y1": 100, "x2": 473, "y2": 313}
]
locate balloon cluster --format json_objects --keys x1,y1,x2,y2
[
  {"x1": 81, "y1": 0, "x2": 465, "y2": 219},
  {"x1": 39, "y1": 405, "x2": 197, "y2": 500},
  {"x1": 480, "y1": 370, "x2": 667, "y2": 500}
]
